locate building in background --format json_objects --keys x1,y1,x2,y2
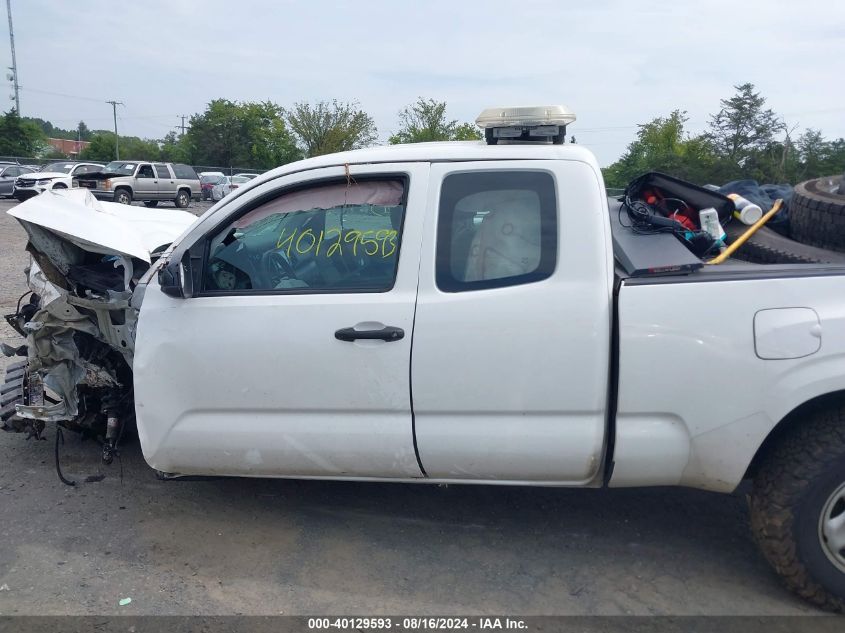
[{"x1": 47, "y1": 138, "x2": 90, "y2": 156}]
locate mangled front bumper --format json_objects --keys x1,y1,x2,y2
[{"x1": 2, "y1": 189, "x2": 196, "y2": 428}]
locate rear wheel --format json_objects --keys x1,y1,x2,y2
[
  {"x1": 143, "y1": 201, "x2": 158, "y2": 208},
  {"x1": 750, "y1": 404, "x2": 845, "y2": 611},
  {"x1": 114, "y1": 188, "x2": 132, "y2": 205},
  {"x1": 174, "y1": 189, "x2": 190, "y2": 208}
]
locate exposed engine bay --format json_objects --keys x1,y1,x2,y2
[{"x1": 1, "y1": 189, "x2": 196, "y2": 479}]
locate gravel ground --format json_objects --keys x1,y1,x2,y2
[{"x1": 0, "y1": 198, "x2": 819, "y2": 616}]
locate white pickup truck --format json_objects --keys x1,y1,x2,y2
[{"x1": 3, "y1": 106, "x2": 845, "y2": 611}]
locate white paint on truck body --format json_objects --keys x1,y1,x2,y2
[
  {"x1": 134, "y1": 163, "x2": 431, "y2": 478},
  {"x1": 612, "y1": 275, "x2": 845, "y2": 491},
  {"x1": 411, "y1": 159, "x2": 613, "y2": 483},
  {"x1": 12, "y1": 140, "x2": 837, "y2": 493}
]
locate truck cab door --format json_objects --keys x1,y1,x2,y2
[
  {"x1": 412, "y1": 161, "x2": 613, "y2": 483},
  {"x1": 133, "y1": 163, "x2": 429, "y2": 478}
]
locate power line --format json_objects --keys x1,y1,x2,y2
[
  {"x1": 5, "y1": 0, "x2": 19, "y2": 113},
  {"x1": 20, "y1": 86, "x2": 107, "y2": 103}
]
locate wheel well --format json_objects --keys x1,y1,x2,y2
[
  {"x1": 115, "y1": 185, "x2": 132, "y2": 194},
  {"x1": 177, "y1": 187, "x2": 190, "y2": 196},
  {"x1": 743, "y1": 390, "x2": 845, "y2": 480}
]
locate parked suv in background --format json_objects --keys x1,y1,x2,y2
[
  {"x1": 0, "y1": 164, "x2": 36, "y2": 198},
  {"x1": 76, "y1": 161, "x2": 200, "y2": 207},
  {"x1": 13, "y1": 162, "x2": 104, "y2": 201}
]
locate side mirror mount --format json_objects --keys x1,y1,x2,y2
[{"x1": 158, "y1": 251, "x2": 193, "y2": 298}]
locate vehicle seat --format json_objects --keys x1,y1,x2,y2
[{"x1": 464, "y1": 202, "x2": 541, "y2": 282}]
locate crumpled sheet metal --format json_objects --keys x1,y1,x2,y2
[
  {"x1": 15, "y1": 262, "x2": 127, "y2": 423},
  {"x1": 8, "y1": 188, "x2": 197, "y2": 263}
]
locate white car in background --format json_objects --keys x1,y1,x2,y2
[
  {"x1": 233, "y1": 172, "x2": 259, "y2": 180},
  {"x1": 13, "y1": 162, "x2": 104, "y2": 201},
  {"x1": 210, "y1": 175, "x2": 250, "y2": 201}
]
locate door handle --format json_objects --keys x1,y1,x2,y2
[{"x1": 335, "y1": 326, "x2": 404, "y2": 342}]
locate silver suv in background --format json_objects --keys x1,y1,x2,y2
[{"x1": 75, "y1": 161, "x2": 200, "y2": 207}]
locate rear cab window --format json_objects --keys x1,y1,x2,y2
[
  {"x1": 203, "y1": 178, "x2": 407, "y2": 294},
  {"x1": 436, "y1": 171, "x2": 557, "y2": 292}
]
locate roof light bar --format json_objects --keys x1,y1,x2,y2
[{"x1": 475, "y1": 105, "x2": 576, "y2": 145}]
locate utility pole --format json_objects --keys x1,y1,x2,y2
[
  {"x1": 5, "y1": 0, "x2": 20, "y2": 114},
  {"x1": 178, "y1": 114, "x2": 187, "y2": 136},
  {"x1": 106, "y1": 100, "x2": 123, "y2": 159}
]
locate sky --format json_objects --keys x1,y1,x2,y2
[{"x1": 3, "y1": 0, "x2": 844, "y2": 166}]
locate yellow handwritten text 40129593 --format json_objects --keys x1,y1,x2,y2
[{"x1": 275, "y1": 228, "x2": 398, "y2": 259}]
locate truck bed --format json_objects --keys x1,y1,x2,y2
[{"x1": 608, "y1": 199, "x2": 845, "y2": 283}]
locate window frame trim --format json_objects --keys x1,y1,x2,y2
[
  {"x1": 434, "y1": 168, "x2": 559, "y2": 293},
  {"x1": 195, "y1": 173, "x2": 411, "y2": 298}
]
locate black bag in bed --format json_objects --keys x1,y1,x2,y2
[{"x1": 622, "y1": 172, "x2": 734, "y2": 222}]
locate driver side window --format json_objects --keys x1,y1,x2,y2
[{"x1": 203, "y1": 178, "x2": 406, "y2": 294}]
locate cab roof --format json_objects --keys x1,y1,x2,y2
[
  {"x1": 258, "y1": 140, "x2": 600, "y2": 182},
  {"x1": 195, "y1": 141, "x2": 602, "y2": 227}
]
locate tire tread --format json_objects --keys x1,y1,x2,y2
[
  {"x1": 750, "y1": 405, "x2": 845, "y2": 611},
  {"x1": 790, "y1": 177, "x2": 845, "y2": 252}
]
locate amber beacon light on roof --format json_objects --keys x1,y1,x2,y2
[{"x1": 475, "y1": 105, "x2": 577, "y2": 145}]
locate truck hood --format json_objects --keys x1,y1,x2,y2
[
  {"x1": 77, "y1": 170, "x2": 131, "y2": 180},
  {"x1": 23, "y1": 171, "x2": 69, "y2": 180},
  {"x1": 7, "y1": 188, "x2": 197, "y2": 262}
]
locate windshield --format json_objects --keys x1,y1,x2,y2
[
  {"x1": 41, "y1": 163, "x2": 75, "y2": 174},
  {"x1": 201, "y1": 175, "x2": 222, "y2": 184},
  {"x1": 103, "y1": 162, "x2": 137, "y2": 175}
]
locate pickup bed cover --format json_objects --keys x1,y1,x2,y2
[{"x1": 608, "y1": 199, "x2": 702, "y2": 276}]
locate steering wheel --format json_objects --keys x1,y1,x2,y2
[{"x1": 261, "y1": 249, "x2": 297, "y2": 288}]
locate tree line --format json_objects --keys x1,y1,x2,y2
[
  {"x1": 2, "y1": 86, "x2": 843, "y2": 185},
  {"x1": 0, "y1": 97, "x2": 482, "y2": 168},
  {"x1": 602, "y1": 83, "x2": 845, "y2": 188}
]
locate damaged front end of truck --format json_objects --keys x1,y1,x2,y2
[{"x1": 1, "y1": 189, "x2": 196, "y2": 471}]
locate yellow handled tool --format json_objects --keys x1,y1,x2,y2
[{"x1": 706, "y1": 199, "x2": 783, "y2": 265}]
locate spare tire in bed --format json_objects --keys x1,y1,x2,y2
[
  {"x1": 724, "y1": 222, "x2": 845, "y2": 265},
  {"x1": 789, "y1": 175, "x2": 845, "y2": 251}
]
